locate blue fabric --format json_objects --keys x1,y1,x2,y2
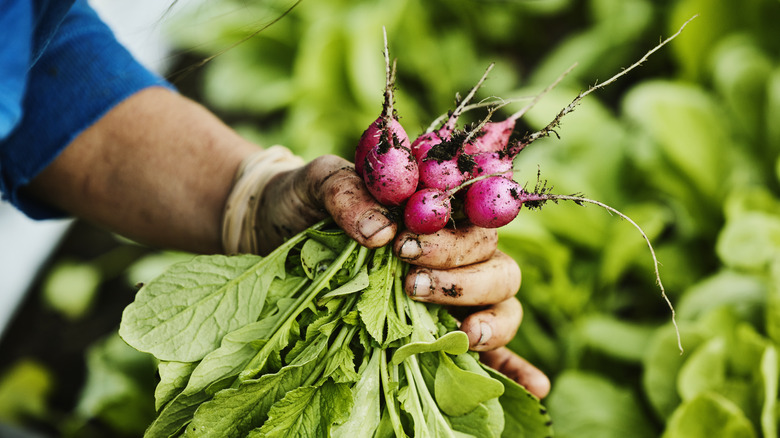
[{"x1": 0, "y1": 0, "x2": 173, "y2": 218}]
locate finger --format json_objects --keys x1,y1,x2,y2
[
  {"x1": 460, "y1": 297, "x2": 522, "y2": 351},
  {"x1": 405, "y1": 250, "x2": 520, "y2": 306},
  {"x1": 303, "y1": 155, "x2": 397, "y2": 248},
  {"x1": 394, "y1": 224, "x2": 497, "y2": 269},
  {"x1": 479, "y1": 347, "x2": 551, "y2": 399}
]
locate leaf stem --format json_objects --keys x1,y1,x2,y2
[
  {"x1": 240, "y1": 240, "x2": 360, "y2": 379},
  {"x1": 380, "y1": 349, "x2": 406, "y2": 438}
]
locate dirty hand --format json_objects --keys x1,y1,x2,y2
[
  {"x1": 225, "y1": 150, "x2": 549, "y2": 398},
  {"x1": 394, "y1": 225, "x2": 550, "y2": 399}
]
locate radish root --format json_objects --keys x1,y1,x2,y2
[
  {"x1": 520, "y1": 185, "x2": 683, "y2": 354},
  {"x1": 520, "y1": 15, "x2": 698, "y2": 148}
]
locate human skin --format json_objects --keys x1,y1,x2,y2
[{"x1": 26, "y1": 86, "x2": 549, "y2": 398}]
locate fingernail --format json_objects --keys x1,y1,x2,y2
[
  {"x1": 413, "y1": 272, "x2": 432, "y2": 298},
  {"x1": 478, "y1": 322, "x2": 492, "y2": 346},
  {"x1": 399, "y1": 238, "x2": 422, "y2": 260},
  {"x1": 359, "y1": 210, "x2": 392, "y2": 240}
]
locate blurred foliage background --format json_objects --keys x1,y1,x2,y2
[{"x1": 3, "y1": 0, "x2": 780, "y2": 436}]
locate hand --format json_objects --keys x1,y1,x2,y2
[
  {"x1": 394, "y1": 226, "x2": 550, "y2": 399},
  {"x1": 250, "y1": 154, "x2": 397, "y2": 254},
  {"x1": 255, "y1": 153, "x2": 549, "y2": 398}
]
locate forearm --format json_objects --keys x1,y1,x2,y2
[{"x1": 26, "y1": 87, "x2": 257, "y2": 253}]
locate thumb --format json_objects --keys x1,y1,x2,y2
[{"x1": 304, "y1": 155, "x2": 397, "y2": 248}]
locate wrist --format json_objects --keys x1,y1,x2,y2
[{"x1": 222, "y1": 146, "x2": 305, "y2": 254}]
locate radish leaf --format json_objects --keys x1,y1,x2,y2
[
  {"x1": 255, "y1": 381, "x2": 353, "y2": 437},
  {"x1": 435, "y1": 353, "x2": 504, "y2": 416},
  {"x1": 119, "y1": 251, "x2": 291, "y2": 363},
  {"x1": 391, "y1": 331, "x2": 470, "y2": 366}
]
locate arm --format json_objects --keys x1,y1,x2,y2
[
  {"x1": 26, "y1": 86, "x2": 256, "y2": 254},
  {"x1": 27, "y1": 86, "x2": 548, "y2": 397}
]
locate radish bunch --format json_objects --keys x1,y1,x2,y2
[
  {"x1": 355, "y1": 21, "x2": 696, "y2": 353},
  {"x1": 356, "y1": 48, "x2": 558, "y2": 234}
]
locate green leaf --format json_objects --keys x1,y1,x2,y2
[
  {"x1": 622, "y1": 81, "x2": 732, "y2": 231},
  {"x1": 397, "y1": 366, "x2": 432, "y2": 437},
  {"x1": 434, "y1": 353, "x2": 504, "y2": 416},
  {"x1": 75, "y1": 334, "x2": 157, "y2": 435},
  {"x1": 480, "y1": 365, "x2": 553, "y2": 438},
  {"x1": 183, "y1": 318, "x2": 282, "y2": 397},
  {"x1": 716, "y1": 212, "x2": 780, "y2": 271},
  {"x1": 760, "y1": 345, "x2": 778, "y2": 438},
  {"x1": 677, "y1": 337, "x2": 727, "y2": 401},
  {"x1": 144, "y1": 390, "x2": 212, "y2": 438},
  {"x1": 446, "y1": 402, "x2": 503, "y2": 438},
  {"x1": 42, "y1": 259, "x2": 101, "y2": 320},
  {"x1": 769, "y1": 259, "x2": 780, "y2": 346},
  {"x1": 331, "y1": 350, "x2": 382, "y2": 438},
  {"x1": 126, "y1": 251, "x2": 195, "y2": 287},
  {"x1": 709, "y1": 35, "x2": 772, "y2": 140},
  {"x1": 643, "y1": 324, "x2": 708, "y2": 420},
  {"x1": 304, "y1": 228, "x2": 352, "y2": 253},
  {"x1": 391, "y1": 331, "x2": 470, "y2": 366},
  {"x1": 300, "y1": 238, "x2": 336, "y2": 280},
  {"x1": 255, "y1": 381, "x2": 353, "y2": 437},
  {"x1": 577, "y1": 315, "x2": 656, "y2": 362},
  {"x1": 184, "y1": 358, "x2": 321, "y2": 437},
  {"x1": 357, "y1": 249, "x2": 395, "y2": 345},
  {"x1": 0, "y1": 359, "x2": 52, "y2": 424},
  {"x1": 155, "y1": 361, "x2": 198, "y2": 412},
  {"x1": 321, "y1": 344, "x2": 360, "y2": 384},
  {"x1": 119, "y1": 251, "x2": 292, "y2": 362},
  {"x1": 318, "y1": 265, "x2": 369, "y2": 304},
  {"x1": 547, "y1": 371, "x2": 655, "y2": 438},
  {"x1": 677, "y1": 270, "x2": 766, "y2": 322},
  {"x1": 663, "y1": 392, "x2": 756, "y2": 438}
]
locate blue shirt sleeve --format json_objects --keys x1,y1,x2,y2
[{"x1": 0, "y1": 0, "x2": 174, "y2": 219}]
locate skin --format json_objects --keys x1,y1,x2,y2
[{"x1": 26, "y1": 86, "x2": 549, "y2": 398}]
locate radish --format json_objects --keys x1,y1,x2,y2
[
  {"x1": 363, "y1": 136, "x2": 419, "y2": 206},
  {"x1": 403, "y1": 188, "x2": 452, "y2": 234},
  {"x1": 417, "y1": 137, "x2": 475, "y2": 191},
  {"x1": 356, "y1": 118, "x2": 410, "y2": 178},
  {"x1": 463, "y1": 176, "x2": 522, "y2": 228},
  {"x1": 355, "y1": 29, "x2": 411, "y2": 178},
  {"x1": 410, "y1": 131, "x2": 443, "y2": 163},
  {"x1": 470, "y1": 150, "x2": 513, "y2": 179}
]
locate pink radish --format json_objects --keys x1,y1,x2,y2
[
  {"x1": 418, "y1": 158, "x2": 465, "y2": 192},
  {"x1": 356, "y1": 118, "x2": 410, "y2": 178},
  {"x1": 355, "y1": 29, "x2": 411, "y2": 178},
  {"x1": 403, "y1": 188, "x2": 452, "y2": 234},
  {"x1": 470, "y1": 151, "x2": 513, "y2": 179},
  {"x1": 417, "y1": 140, "x2": 474, "y2": 191},
  {"x1": 411, "y1": 131, "x2": 443, "y2": 163},
  {"x1": 463, "y1": 176, "x2": 523, "y2": 228},
  {"x1": 363, "y1": 138, "x2": 418, "y2": 206}
]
